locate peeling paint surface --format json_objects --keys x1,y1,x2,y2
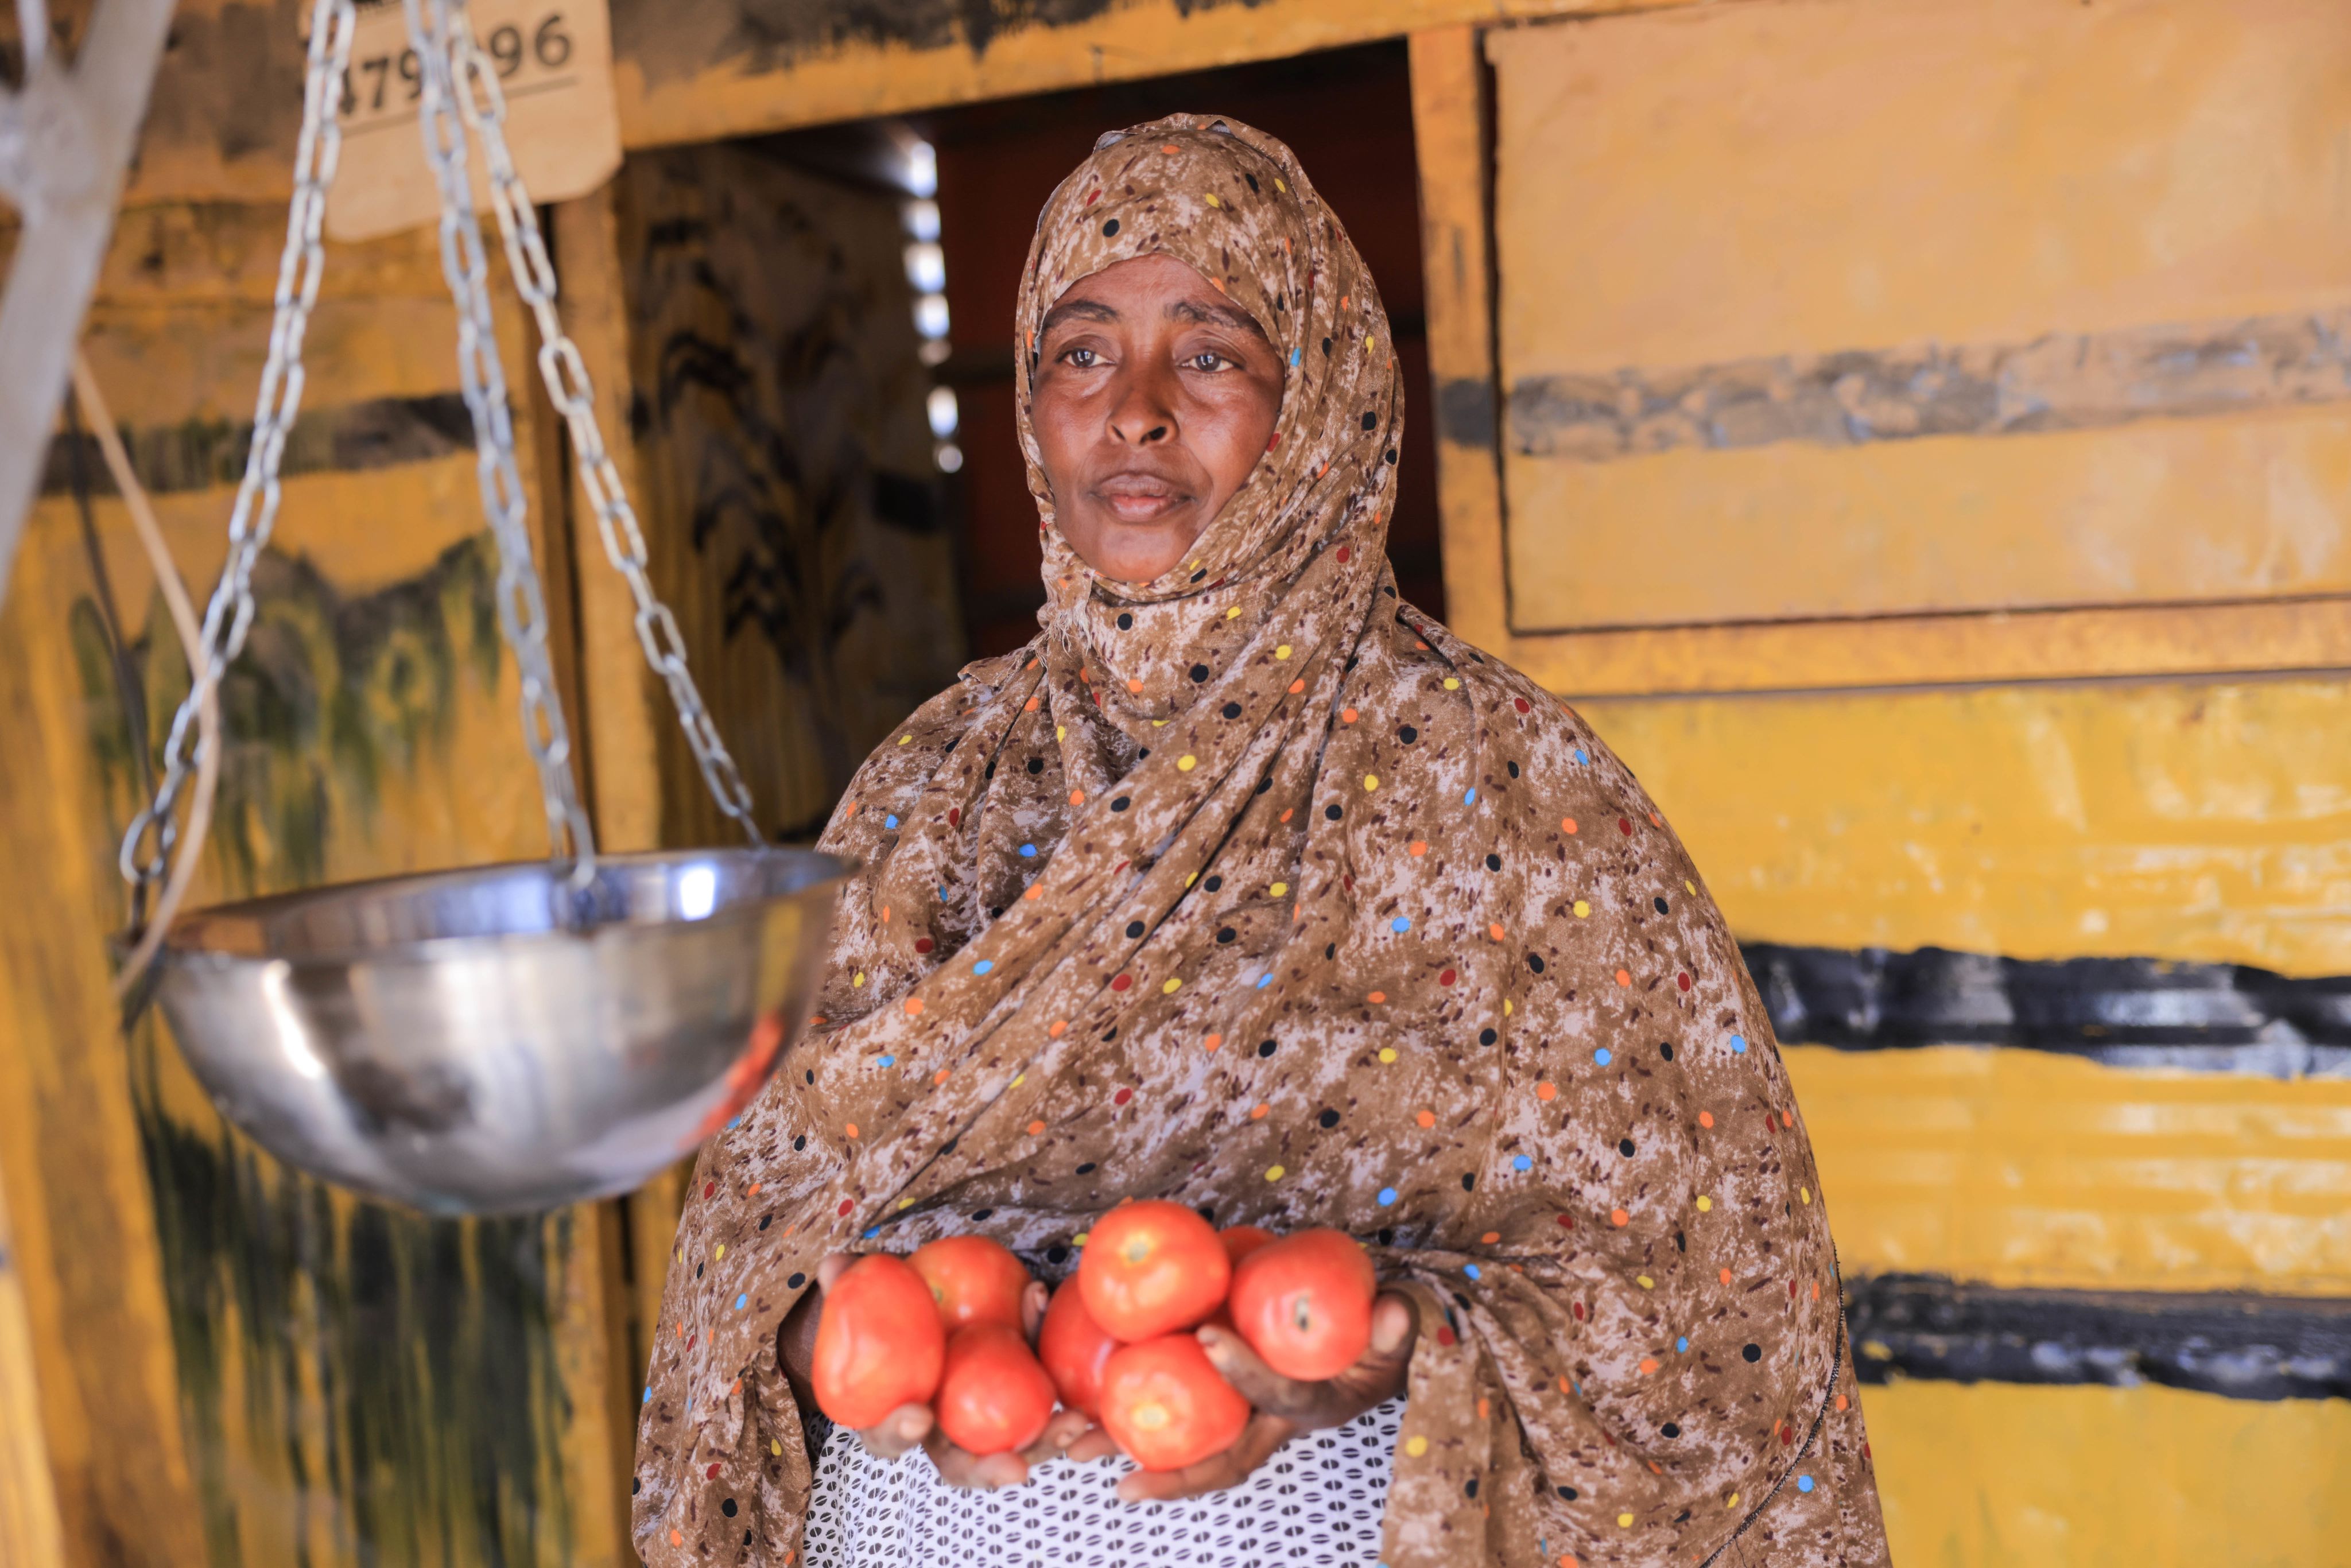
[
  {"x1": 1491, "y1": 0, "x2": 2351, "y2": 632},
  {"x1": 1506, "y1": 309, "x2": 2351, "y2": 462}
]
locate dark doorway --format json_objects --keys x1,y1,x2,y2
[{"x1": 917, "y1": 40, "x2": 1443, "y2": 658}]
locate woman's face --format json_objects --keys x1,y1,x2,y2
[{"x1": 1030, "y1": 253, "x2": 1285, "y2": 584}]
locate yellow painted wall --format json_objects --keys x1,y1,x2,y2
[
  {"x1": 1783, "y1": 1043, "x2": 2351, "y2": 1297},
  {"x1": 1492, "y1": 0, "x2": 2351, "y2": 631},
  {"x1": 1864, "y1": 1379, "x2": 2351, "y2": 1567},
  {"x1": 0, "y1": 199, "x2": 634, "y2": 1568},
  {"x1": 1577, "y1": 680, "x2": 2351, "y2": 1558},
  {"x1": 1582, "y1": 678, "x2": 2351, "y2": 977}
]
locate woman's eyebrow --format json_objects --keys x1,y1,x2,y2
[
  {"x1": 1041, "y1": 299, "x2": 1121, "y2": 332},
  {"x1": 1167, "y1": 298, "x2": 1270, "y2": 339}
]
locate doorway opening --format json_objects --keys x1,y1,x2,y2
[{"x1": 914, "y1": 40, "x2": 1444, "y2": 657}]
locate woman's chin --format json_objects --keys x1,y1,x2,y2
[{"x1": 1066, "y1": 517, "x2": 1209, "y2": 584}]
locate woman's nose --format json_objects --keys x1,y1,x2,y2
[{"x1": 1107, "y1": 368, "x2": 1176, "y2": 446}]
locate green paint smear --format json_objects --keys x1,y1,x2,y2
[{"x1": 79, "y1": 534, "x2": 580, "y2": 1567}]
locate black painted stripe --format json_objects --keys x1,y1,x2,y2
[
  {"x1": 40, "y1": 393, "x2": 473, "y2": 498},
  {"x1": 1844, "y1": 1272, "x2": 2350, "y2": 1402},
  {"x1": 1506, "y1": 308, "x2": 2351, "y2": 461},
  {"x1": 1740, "y1": 941, "x2": 2351, "y2": 1078}
]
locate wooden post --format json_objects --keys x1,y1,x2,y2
[
  {"x1": 549, "y1": 178, "x2": 681, "y2": 1539},
  {"x1": 553, "y1": 185, "x2": 666, "y2": 860},
  {"x1": 0, "y1": 1159, "x2": 65, "y2": 1568},
  {"x1": 1407, "y1": 25, "x2": 1510, "y2": 655}
]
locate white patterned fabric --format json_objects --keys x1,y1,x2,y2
[{"x1": 801, "y1": 1400, "x2": 1404, "y2": 1567}]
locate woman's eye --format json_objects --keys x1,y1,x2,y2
[
  {"x1": 1190, "y1": 352, "x2": 1229, "y2": 372},
  {"x1": 1064, "y1": 347, "x2": 1099, "y2": 368}
]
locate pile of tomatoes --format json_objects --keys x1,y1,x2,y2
[{"x1": 811, "y1": 1200, "x2": 1378, "y2": 1472}]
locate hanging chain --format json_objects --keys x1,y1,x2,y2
[
  {"x1": 405, "y1": 0, "x2": 595, "y2": 878},
  {"x1": 120, "y1": 0, "x2": 763, "y2": 910},
  {"x1": 118, "y1": 0, "x2": 356, "y2": 897},
  {"x1": 438, "y1": 0, "x2": 764, "y2": 848}
]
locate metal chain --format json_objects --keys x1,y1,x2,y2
[
  {"x1": 405, "y1": 0, "x2": 596, "y2": 878},
  {"x1": 121, "y1": 0, "x2": 762, "y2": 909},
  {"x1": 439, "y1": 0, "x2": 763, "y2": 847},
  {"x1": 118, "y1": 0, "x2": 356, "y2": 895}
]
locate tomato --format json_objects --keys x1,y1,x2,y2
[
  {"x1": 1037, "y1": 1279, "x2": 1120, "y2": 1420},
  {"x1": 909, "y1": 1235, "x2": 1032, "y2": 1332},
  {"x1": 1097, "y1": 1333, "x2": 1252, "y2": 1472},
  {"x1": 1219, "y1": 1225, "x2": 1276, "y2": 1267},
  {"x1": 1226, "y1": 1228, "x2": 1378, "y2": 1381},
  {"x1": 1077, "y1": 1200, "x2": 1230, "y2": 1341},
  {"x1": 934, "y1": 1323, "x2": 1058, "y2": 1456},
  {"x1": 810, "y1": 1255, "x2": 945, "y2": 1429}
]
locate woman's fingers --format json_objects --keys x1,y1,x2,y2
[
  {"x1": 922, "y1": 1422, "x2": 1054, "y2": 1491},
  {"x1": 814, "y1": 1252, "x2": 856, "y2": 1293},
  {"x1": 1020, "y1": 1408, "x2": 1095, "y2": 1467},
  {"x1": 1020, "y1": 1279, "x2": 1051, "y2": 1342},
  {"x1": 1344, "y1": 1291, "x2": 1419, "y2": 1391},
  {"x1": 856, "y1": 1402, "x2": 934, "y2": 1461},
  {"x1": 1064, "y1": 1422, "x2": 1120, "y2": 1464},
  {"x1": 1366, "y1": 1291, "x2": 1419, "y2": 1364},
  {"x1": 1193, "y1": 1325, "x2": 1318, "y2": 1419},
  {"x1": 914, "y1": 1409, "x2": 1092, "y2": 1490},
  {"x1": 1114, "y1": 1412, "x2": 1294, "y2": 1503},
  {"x1": 1196, "y1": 1290, "x2": 1419, "y2": 1430}
]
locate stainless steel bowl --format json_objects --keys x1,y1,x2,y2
[{"x1": 152, "y1": 848, "x2": 847, "y2": 1215}]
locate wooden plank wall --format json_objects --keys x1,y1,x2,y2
[{"x1": 0, "y1": 197, "x2": 632, "y2": 1568}]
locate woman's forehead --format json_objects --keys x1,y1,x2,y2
[{"x1": 1041, "y1": 257, "x2": 1271, "y2": 341}]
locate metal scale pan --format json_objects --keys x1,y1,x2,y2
[
  {"x1": 80, "y1": 0, "x2": 848, "y2": 1214},
  {"x1": 152, "y1": 849, "x2": 844, "y2": 1215}
]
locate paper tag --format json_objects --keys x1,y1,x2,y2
[{"x1": 324, "y1": 0, "x2": 620, "y2": 243}]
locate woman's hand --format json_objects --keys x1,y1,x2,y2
[
  {"x1": 1068, "y1": 1289, "x2": 1420, "y2": 1503},
  {"x1": 777, "y1": 1252, "x2": 1093, "y2": 1489}
]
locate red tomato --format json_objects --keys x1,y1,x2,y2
[
  {"x1": 1098, "y1": 1333, "x2": 1252, "y2": 1472},
  {"x1": 1219, "y1": 1225, "x2": 1276, "y2": 1267},
  {"x1": 1077, "y1": 1200, "x2": 1231, "y2": 1341},
  {"x1": 1227, "y1": 1228, "x2": 1378, "y2": 1381},
  {"x1": 934, "y1": 1323, "x2": 1058, "y2": 1456},
  {"x1": 810, "y1": 1255, "x2": 945, "y2": 1429},
  {"x1": 1037, "y1": 1279, "x2": 1120, "y2": 1420},
  {"x1": 910, "y1": 1235, "x2": 1031, "y2": 1332}
]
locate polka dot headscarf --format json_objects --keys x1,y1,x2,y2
[{"x1": 633, "y1": 114, "x2": 1890, "y2": 1568}]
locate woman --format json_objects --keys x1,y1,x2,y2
[{"x1": 634, "y1": 115, "x2": 1891, "y2": 1567}]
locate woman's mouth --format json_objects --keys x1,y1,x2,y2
[{"x1": 1096, "y1": 474, "x2": 1190, "y2": 523}]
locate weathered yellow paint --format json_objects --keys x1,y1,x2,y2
[
  {"x1": 0, "y1": 191, "x2": 641, "y2": 1568},
  {"x1": 0, "y1": 1160, "x2": 64, "y2": 1568},
  {"x1": 1410, "y1": 28, "x2": 1511, "y2": 656},
  {"x1": 1503, "y1": 595, "x2": 2351, "y2": 700},
  {"x1": 81, "y1": 293, "x2": 478, "y2": 425},
  {"x1": 1864, "y1": 1377, "x2": 2351, "y2": 1566},
  {"x1": 0, "y1": 521, "x2": 215, "y2": 1568},
  {"x1": 1493, "y1": 0, "x2": 2351, "y2": 368},
  {"x1": 1472, "y1": 0, "x2": 2351, "y2": 690},
  {"x1": 112, "y1": 0, "x2": 1705, "y2": 205},
  {"x1": 1507, "y1": 412, "x2": 2351, "y2": 630},
  {"x1": 1787, "y1": 1045, "x2": 2351, "y2": 1295},
  {"x1": 616, "y1": 0, "x2": 1698, "y2": 158},
  {"x1": 1421, "y1": 22, "x2": 2351, "y2": 694},
  {"x1": 1583, "y1": 677, "x2": 2351, "y2": 976},
  {"x1": 552, "y1": 188, "x2": 665, "y2": 860}
]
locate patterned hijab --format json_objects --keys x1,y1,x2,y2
[{"x1": 633, "y1": 115, "x2": 1888, "y2": 1568}]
